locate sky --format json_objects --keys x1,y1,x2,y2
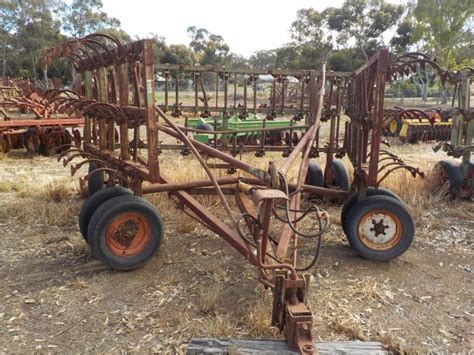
[{"x1": 101, "y1": 0, "x2": 405, "y2": 58}]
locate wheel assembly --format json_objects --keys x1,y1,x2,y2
[
  {"x1": 305, "y1": 162, "x2": 324, "y2": 201},
  {"x1": 88, "y1": 161, "x2": 105, "y2": 196},
  {"x1": 433, "y1": 160, "x2": 463, "y2": 198},
  {"x1": 341, "y1": 187, "x2": 401, "y2": 234},
  {"x1": 87, "y1": 195, "x2": 164, "y2": 270},
  {"x1": 78, "y1": 186, "x2": 133, "y2": 241},
  {"x1": 326, "y1": 159, "x2": 350, "y2": 192},
  {"x1": 344, "y1": 195, "x2": 414, "y2": 261}
]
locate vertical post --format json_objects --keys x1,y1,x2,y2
[
  {"x1": 142, "y1": 40, "x2": 159, "y2": 182},
  {"x1": 368, "y1": 49, "x2": 389, "y2": 186},
  {"x1": 97, "y1": 67, "x2": 108, "y2": 150},
  {"x1": 83, "y1": 70, "x2": 92, "y2": 143},
  {"x1": 117, "y1": 63, "x2": 130, "y2": 160}
]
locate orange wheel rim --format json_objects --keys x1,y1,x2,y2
[
  {"x1": 358, "y1": 209, "x2": 403, "y2": 251},
  {"x1": 106, "y1": 212, "x2": 151, "y2": 256}
]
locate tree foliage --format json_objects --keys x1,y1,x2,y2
[
  {"x1": 60, "y1": 0, "x2": 120, "y2": 38},
  {"x1": 411, "y1": 0, "x2": 474, "y2": 69}
]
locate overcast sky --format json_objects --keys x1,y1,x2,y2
[{"x1": 101, "y1": 0, "x2": 405, "y2": 58}]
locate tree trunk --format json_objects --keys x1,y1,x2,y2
[
  {"x1": 441, "y1": 86, "x2": 448, "y2": 105},
  {"x1": 1, "y1": 44, "x2": 6, "y2": 77},
  {"x1": 31, "y1": 53, "x2": 37, "y2": 80}
]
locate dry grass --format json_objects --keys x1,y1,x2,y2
[{"x1": 197, "y1": 285, "x2": 223, "y2": 315}]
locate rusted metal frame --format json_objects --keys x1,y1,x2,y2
[
  {"x1": 142, "y1": 40, "x2": 160, "y2": 183},
  {"x1": 193, "y1": 71, "x2": 199, "y2": 115},
  {"x1": 252, "y1": 74, "x2": 257, "y2": 113},
  {"x1": 241, "y1": 75, "x2": 248, "y2": 118},
  {"x1": 106, "y1": 68, "x2": 118, "y2": 151},
  {"x1": 279, "y1": 77, "x2": 287, "y2": 114},
  {"x1": 335, "y1": 79, "x2": 345, "y2": 152},
  {"x1": 116, "y1": 62, "x2": 130, "y2": 160},
  {"x1": 84, "y1": 142, "x2": 150, "y2": 180},
  {"x1": 156, "y1": 106, "x2": 236, "y2": 223},
  {"x1": 324, "y1": 79, "x2": 335, "y2": 185},
  {"x1": 174, "y1": 72, "x2": 180, "y2": 116},
  {"x1": 367, "y1": 49, "x2": 389, "y2": 186},
  {"x1": 0, "y1": 118, "x2": 83, "y2": 128},
  {"x1": 164, "y1": 70, "x2": 170, "y2": 112},
  {"x1": 215, "y1": 72, "x2": 219, "y2": 109},
  {"x1": 155, "y1": 63, "x2": 350, "y2": 78},
  {"x1": 143, "y1": 176, "x2": 240, "y2": 194},
  {"x1": 276, "y1": 68, "x2": 325, "y2": 261},
  {"x1": 159, "y1": 173, "x2": 256, "y2": 264},
  {"x1": 97, "y1": 67, "x2": 108, "y2": 150},
  {"x1": 131, "y1": 62, "x2": 141, "y2": 162}
]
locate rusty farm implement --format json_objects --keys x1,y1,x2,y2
[
  {"x1": 0, "y1": 78, "x2": 84, "y2": 155},
  {"x1": 44, "y1": 34, "x2": 425, "y2": 353}
]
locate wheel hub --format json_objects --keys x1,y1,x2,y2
[
  {"x1": 106, "y1": 212, "x2": 151, "y2": 256},
  {"x1": 112, "y1": 220, "x2": 139, "y2": 248},
  {"x1": 358, "y1": 210, "x2": 402, "y2": 250}
]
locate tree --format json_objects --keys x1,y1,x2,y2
[
  {"x1": 412, "y1": 0, "x2": 473, "y2": 70},
  {"x1": 324, "y1": 0, "x2": 404, "y2": 60},
  {"x1": 162, "y1": 44, "x2": 196, "y2": 65},
  {"x1": 0, "y1": 0, "x2": 64, "y2": 79},
  {"x1": 291, "y1": 8, "x2": 333, "y2": 55},
  {"x1": 187, "y1": 26, "x2": 230, "y2": 65},
  {"x1": 60, "y1": 0, "x2": 120, "y2": 38},
  {"x1": 249, "y1": 50, "x2": 277, "y2": 69}
]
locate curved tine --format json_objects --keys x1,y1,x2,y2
[
  {"x1": 70, "y1": 158, "x2": 105, "y2": 175},
  {"x1": 71, "y1": 99, "x2": 97, "y2": 111},
  {"x1": 62, "y1": 152, "x2": 95, "y2": 166},
  {"x1": 378, "y1": 155, "x2": 403, "y2": 164},
  {"x1": 81, "y1": 40, "x2": 106, "y2": 59},
  {"x1": 55, "y1": 98, "x2": 82, "y2": 112},
  {"x1": 379, "y1": 149, "x2": 399, "y2": 158},
  {"x1": 83, "y1": 39, "x2": 115, "y2": 62},
  {"x1": 54, "y1": 145, "x2": 81, "y2": 159},
  {"x1": 83, "y1": 102, "x2": 122, "y2": 117},
  {"x1": 51, "y1": 89, "x2": 82, "y2": 100},
  {"x1": 84, "y1": 33, "x2": 124, "y2": 52},
  {"x1": 377, "y1": 161, "x2": 406, "y2": 173},
  {"x1": 377, "y1": 165, "x2": 425, "y2": 186},
  {"x1": 82, "y1": 167, "x2": 126, "y2": 183}
]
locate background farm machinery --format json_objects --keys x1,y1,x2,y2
[
  {"x1": 41, "y1": 33, "x2": 427, "y2": 353},
  {"x1": 386, "y1": 53, "x2": 473, "y2": 199},
  {"x1": 0, "y1": 78, "x2": 83, "y2": 155},
  {"x1": 383, "y1": 53, "x2": 473, "y2": 145}
]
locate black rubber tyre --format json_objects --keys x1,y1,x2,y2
[
  {"x1": 88, "y1": 162, "x2": 105, "y2": 196},
  {"x1": 87, "y1": 195, "x2": 164, "y2": 270},
  {"x1": 435, "y1": 160, "x2": 463, "y2": 198},
  {"x1": 344, "y1": 195, "x2": 414, "y2": 261},
  {"x1": 306, "y1": 162, "x2": 324, "y2": 187},
  {"x1": 79, "y1": 186, "x2": 133, "y2": 242},
  {"x1": 341, "y1": 187, "x2": 402, "y2": 234},
  {"x1": 305, "y1": 162, "x2": 324, "y2": 201},
  {"x1": 196, "y1": 123, "x2": 213, "y2": 131},
  {"x1": 327, "y1": 159, "x2": 350, "y2": 192}
]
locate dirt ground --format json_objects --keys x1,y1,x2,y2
[{"x1": 0, "y1": 140, "x2": 472, "y2": 354}]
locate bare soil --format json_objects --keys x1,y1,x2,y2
[{"x1": 0, "y1": 142, "x2": 472, "y2": 354}]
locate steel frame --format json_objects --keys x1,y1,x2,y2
[{"x1": 43, "y1": 34, "x2": 440, "y2": 353}]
